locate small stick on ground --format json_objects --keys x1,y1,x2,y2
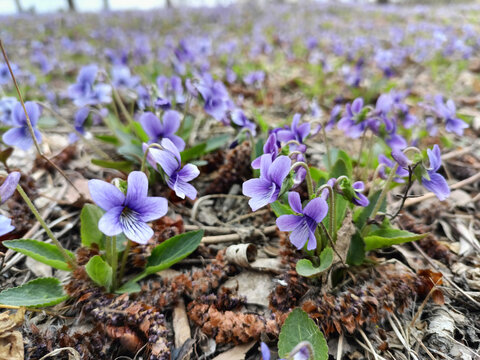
[
  {"x1": 201, "y1": 225, "x2": 277, "y2": 244},
  {"x1": 403, "y1": 171, "x2": 480, "y2": 208}
]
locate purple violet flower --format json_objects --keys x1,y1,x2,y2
[
  {"x1": 434, "y1": 96, "x2": 468, "y2": 136},
  {"x1": 243, "y1": 70, "x2": 265, "y2": 87},
  {"x1": 391, "y1": 150, "x2": 412, "y2": 168},
  {"x1": 156, "y1": 75, "x2": 186, "y2": 109},
  {"x1": 0, "y1": 215, "x2": 14, "y2": 237},
  {"x1": 69, "y1": 107, "x2": 90, "y2": 143},
  {"x1": 242, "y1": 154, "x2": 291, "y2": 211},
  {"x1": 351, "y1": 181, "x2": 369, "y2": 207},
  {"x1": 251, "y1": 133, "x2": 280, "y2": 169},
  {"x1": 231, "y1": 109, "x2": 256, "y2": 136},
  {"x1": 276, "y1": 113, "x2": 310, "y2": 152},
  {"x1": 136, "y1": 85, "x2": 151, "y2": 110},
  {"x1": 260, "y1": 342, "x2": 271, "y2": 360},
  {"x1": 143, "y1": 139, "x2": 199, "y2": 200},
  {"x1": 0, "y1": 171, "x2": 20, "y2": 204},
  {"x1": 0, "y1": 63, "x2": 19, "y2": 85},
  {"x1": 88, "y1": 171, "x2": 168, "y2": 244},
  {"x1": 378, "y1": 154, "x2": 409, "y2": 183},
  {"x1": 196, "y1": 74, "x2": 232, "y2": 123},
  {"x1": 337, "y1": 98, "x2": 366, "y2": 139},
  {"x1": 112, "y1": 65, "x2": 140, "y2": 89},
  {"x1": 68, "y1": 65, "x2": 112, "y2": 107},
  {"x1": 0, "y1": 97, "x2": 17, "y2": 126},
  {"x1": 139, "y1": 110, "x2": 185, "y2": 151},
  {"x1": 325, "y1": 105, "x2": 342, "y2": 132},
  {"x1": 422, "y1": 144, "x2": 450, "y2": 201},
  {"x1": 276, "y1": 192, "x2": 328, "y2": 251},
  {"x1": 260, "y1": 342, "x2": 309, "y2": 360},
  {"x1": 2, "y1": 101, "x2": 42, "y2": 151}
]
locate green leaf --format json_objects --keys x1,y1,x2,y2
[
  {"x1": 310, "y1": 167, "x2": 328, "y2": 184},
  {"x1": 327, "y1": 149, "x2": 353, "y2": 176},
  {"x1": 254, "y1": 110, "x2": 269, "y2": 133},
  {"x1": 254, "y1": 138, "x2": 265, "y2": 159},
  {"x1": 278, "y1": 308, "x2": 328, "y2": 360},
  {"x1": 85, "y1": 255, "x2": 112, "y2": 289},
  {"x1": 346, "y1": 231, "x2": 365, "y2": 265},
  {"x1": 95, "y1": 134, "x2": 120, "y2": 145},
  {"x1": 115, "y1": 281, "x2": 141, "y2": 294},
  {"x1": 296, "y1": 247, "x2": 334, "y2": 277},
  {"x1": 80, "y1": 204, "x2": 104, "y2": 247},
  {"x1": 205, "y1": 134, "x2": 230, "y2": 152},
  {"x1": 354, "y1": 190, "x2": 386, "y2": 229},
  {"x1": 364, "y1": 228, "x2": 428, "y2": 251},
  {"x1": 181, "y1": 143, "x2": 207, "y2": 163},
  {"x1": 179, "y1": 115, "x2": 195, "y2": 141},
  {"x1": 0, "y1": 278, "x2": 68, "y2": 307},
  {"x1": 91, "y1": 159, "x2": 133, "y2": 173},
  {"x1": 3, "y1": 239, "x2": 75, "y2": 271},
  {"x1": 145, "y1": 230, "x2": 204, "y2": 275},
  {"x1": 270, "y1": 201, "x2": 294, "y2": 217},
  {"x1": 131, "y1": 121, "x2": 149, "y2": 143},
  {"x1": 329, "y1": 158, "x2": 348, "y2": 180}
]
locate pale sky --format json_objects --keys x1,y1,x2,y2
[{"x1": 0, "y1": 0, "x2": 236, "y2": 14}]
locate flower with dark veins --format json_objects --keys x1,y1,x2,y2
[
  {"x1": 242, "y1": 154, "x2": 291, "y2": 211},
  {"x1": 276, "y1": 192, "x2": 328, "y2": 251},
  {"x1": 276, "y1": 113, "x2": 310, "y2": 152},
  {"x1": 139, "y1": 110, "x2": 185, "y2": 150},
  {"x1": 88, "y1": 171, "x2": 168, "y2": 244},
  {"x1": 144, "y1": 139, "x2": 199, "y2": 200}
]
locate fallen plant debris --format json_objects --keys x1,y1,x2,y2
[{"x1": 0, "y1": 2, "x2": 479, "y2": 359}]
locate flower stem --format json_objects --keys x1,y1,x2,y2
[
  {"x1": 355, "y1": 128, "x2": 368, "y2": 178},
  {"x1": 316, "y1": 184, "x2": 335, "y2": 240},
  {"x1": 111, "y1": 236, "x2": 117, "y2": 290},
  {"x1": 104, "y1": 235, "x2": 111, "y2": 269},
  {"x1": 370, "y1": 163, "x2": 398, "y2": 221},
  {"x1": 321, "y1": 125, "x2": 332, "y2": 169},
  {"x1": 290, "y1": 162, "x2": 314, "y2": 198},
  {"x1": 16, "y1": 185, "x2": 77, "y2": 270},
  {"x1": 118, "y1": 239, "x2": 132, "y2": 287},
  {"x1": 315, "y1": 227, "x2": 326, "y2": 253},
  {"x1": 140, "y1": 143, "x2": 164, "y2": 173}
]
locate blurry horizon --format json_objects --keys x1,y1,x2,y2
[{"x1": 0, "y1": 0, "x2": 241, "y2": 15}]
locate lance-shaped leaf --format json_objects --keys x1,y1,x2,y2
[
  {"x1": 364, "y1": 228, "x2": 428, "y2": 251},
  {"x1": 4, "y1": 239, "x2": 75, "y2": 271},
  {"x1": 0, "y1": 278, "x2": 68, "y2": 307}
]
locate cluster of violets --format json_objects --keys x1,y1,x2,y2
[
  {"x1": 1, "y1": 3, "x2": 480, "y2": 107},
  {"x1": 240, "y1": 96, "x2": 456, "y2": 252}
]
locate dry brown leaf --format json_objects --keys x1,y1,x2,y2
[
  {"x1": 333, "y1": 210, "x2": 355, "y2": 267},
  {"x1": 0, "y1": 309, "x2": 25, "y2": 360},
  {"x1": 211, "y1": 341, "x2": 255, "y2": 360},
  {"x1": 222, "y1": 271, "x2": 274, "y2": 307},
  {"x1": 0, "y1": 331, "x2": 23, "y2": 360}
]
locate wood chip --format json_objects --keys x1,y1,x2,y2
[{"x1": 173, "y1": 298, "x2": 191, "y2": 349}]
